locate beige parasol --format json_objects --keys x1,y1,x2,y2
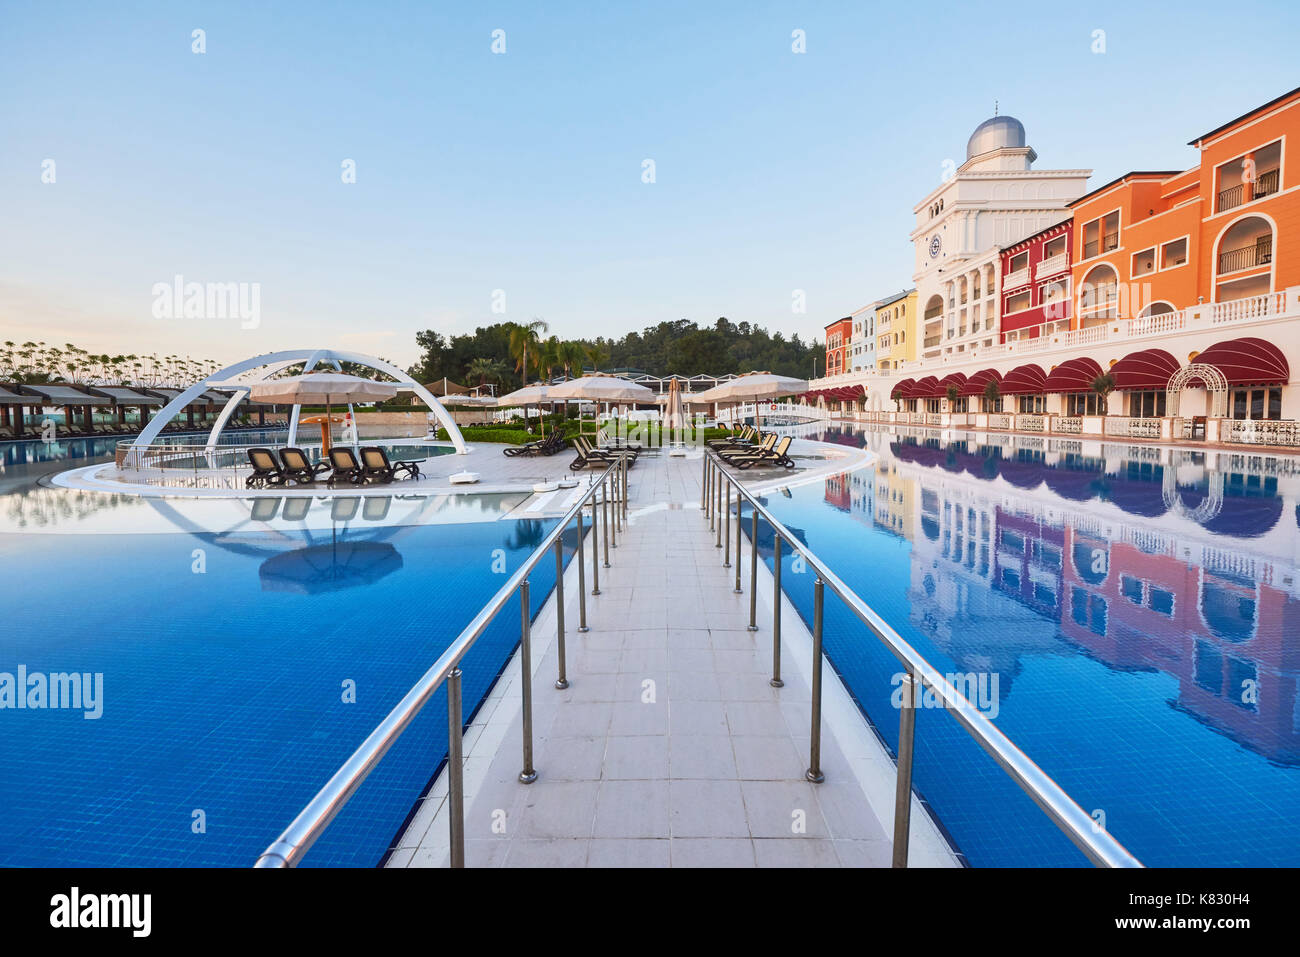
[{"x1": 247, "y1": 371, "x2": 398, "y2": 455}]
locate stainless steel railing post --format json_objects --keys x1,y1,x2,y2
[
  {"x1": 602, "y1": 476, "x2": 611, "y2": 568},
  {"x1": 806, "y1": 577, "x2": 826, "y2": 784},
  {"x1": 608, "y1": 472, "x2": 617, "y2": 548},
  {"x1": 576, "y1": 510, "x2": 589, "y2": 630},
  {"x1": 734, "y1": 489, "x2": 743, "y2": 593},
  {"x1": 707, "y1": 457, "x2": 714, "y2": 529},
  {"x1": 518, "y1": 580, "x2": 538, "y2": 784},
  {"x1": 447, "y1": 667, "x2": 465, "y2": 868},
  {"x1": 621, "y1": 453, "x2": 628, "y2": 522},
  {"x1": 723, "y1": 479, "x2": 731, "y2": 568},
  {"x1": 892, "y1": 671, "x2": 917, "y2": 868},
  {"x1": 747, "y1": 507, "x2": 758, "y2": 629},
  {"x1": 770, "y1": 537, "x2": 783, "y2": 687},
  {"x1": 591, "y1": 499, "x2": 602, "y2": 593},
  {"x1": 554, "y1": 540, "x2": 569, "y2": 690},
  {"x1": 701, "y1": 450, "x2": 708, "y2": 510},
  {"x1": 715, "y1": 466, "x2": 723, "y2": 548}
]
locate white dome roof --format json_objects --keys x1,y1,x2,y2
[{"x1": 966, "y1": 115, "x2": 1027, "y2": 160}]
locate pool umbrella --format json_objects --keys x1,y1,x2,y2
[
  {"x1": 259, "y1": 541, "x2": 403, "y2": 594},
  {"x1": 690, "y1": 371, "x2": 808, "y2": 431},
  {"x1": 497, "y1": 383, "x2": 556, "y2": 436},
  {"x1": 549, "y1": 373, "x2": 656, "y2": 440},
  {"x1": 663, "y1": 377, "x2": 686, "y2": 445},
  {"x1": 248, "y1": 372, "x2": 398, "y2": 455}
]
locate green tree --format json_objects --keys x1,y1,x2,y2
[{"x1": 1091, "y1": 372, "x2": 1116, "y2": 415}]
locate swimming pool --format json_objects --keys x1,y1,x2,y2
[
  {"x1": 0, "y1": 437, "x2": 577, "y2": 866},
  {"x1": 757, "y1": 423, "x2": 1300, "y2": 866}
]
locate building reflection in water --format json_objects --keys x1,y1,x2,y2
[{"x1": 819, "y1": 426, "x2": 1300, "y2": 767}]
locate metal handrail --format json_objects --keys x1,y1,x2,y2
[
  {"x1": 702, "y1": 449, "x2": 1142, "y2": 868},
  {"x1": 254, "y1": 454, "x2": 629, "y2": 867}
]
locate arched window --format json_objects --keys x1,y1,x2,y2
[
  {"x1": 1214, "y1": 214, "x2": 1275, "y2": 302},
  {"x1": 1078, "y1": 264, "x2": 1119, "y2": 323}
]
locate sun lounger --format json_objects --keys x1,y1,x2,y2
[
  {"x1": 578, "y1": 434, "x2": 638, "y2": 462},
  {"x1": 504, "y1": 431, "x2": 564, "y2": 457},
  {"x1": 359, "y1": 446, "x2": 421, "y2": 482},
  {"x1": 278, "y1": 447, "x2": 331, "y2": 484},
  {"x1": 731, "y1": 435, "x2": 795, "y2": 470},
  {"x1": 707, "y1": 425, "x2": 756, "y2": 449},
  {"x1": 326, "y1": 447, "x2": 365, "y2": 486},
  {"x1": 717, "y1": 433, "x2": 775, "y2": 463},
  {"x1": 570, "y1": 435, "x2": 635, "y2": 471},
  {"x1": 246, "y1": 447, "x2": 289, "y2": 488}
]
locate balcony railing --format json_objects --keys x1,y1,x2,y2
[
  {"x1": 1218, "y1": 237, "x2": 1273, "y2": 274},
  {"x1": 1003, "y1": 267, "x2": 1030, "y2": 290},
  {"x1": 878, "y1": 290, "x2": 1289, "y2": 381},
  {"x1": 924, "y1": 335, "x2": 941, "y2": 347},
  {"x1": 1035, "y1": 252, "x2": 1068, "y2": 279},
  {"x1": 1256, "y1": 168, "x2": 1281, "y2": 199},
  {"x1": 1082, "y1": 233, "x2": 1119, "y2": 260},
  {"x1": 1218, "y1": 168, "x2": 1280, "y2": 213}
]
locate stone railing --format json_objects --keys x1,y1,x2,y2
[
  {"x1": 882, "y1": 287, "x2": 1298, "y2": 379},
  {"x1": 1017, "y1": 414, "x2": 1045, "y2": 433},
  {"x1": 1223, "y1": 418, "x2": 1300, "y2": 446},
  {"x1": 1055, "y1": 416, "x2": 1083, "y2": 434},
  {"x1": 1106, "y1": 416, "x2": 1162, "y2": 440},
  {"x1": 988, "y1": 413, "x2": 1013, "y2": 431},
  {"x1": 1003, "y1": 267, "x2": 1031, "y2": 290},
  {"x1": 1035, "y1": 252, "x2": 1069, "y2": 280}
]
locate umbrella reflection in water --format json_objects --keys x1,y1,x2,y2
[{"x1": 259, "y1": 539, "x2": 403, "y2": 594}]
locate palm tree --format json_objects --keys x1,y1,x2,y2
[
  {"x1": 560, "y1": 340, "x2": 586, "y2": 380},
  {"x1": 538, "y1": 336, "x2": 561, "y2": 383},
  {"x1": 585, "y1": 342, "x2": 609, "y2": 373},
  {"x1": 983, "y1": 378, "x2": 1001, "y2": 413},
  {"x1": 467, "y1": 357, "x2": 507, "y2": 389},
  {"x1": 1091, "y1": 372, "x2": 1116, "y2": 415},
  {"x1": 508, "y1": 318, "x2": 549, "y2": 387}
]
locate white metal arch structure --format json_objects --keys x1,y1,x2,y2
[
  {"x1": 1162, "y1": 456, "x2": 1223, "y2": 523},
  {"x1": 1167, "y1": 363, "x2": 1228, "y2": 418},
  {"x1": 130, "y1": 349, "x2": 468, "y2": 454}
]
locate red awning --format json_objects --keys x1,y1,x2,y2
[
  {"x1": 961, "y1": 368, "x2": 1003, "y2": 397},
  {"x1": 936, "y1": 372, "x2": 968, "y2": 396},
  {"x1": 1193, "y1": 337, "x2": 1290, "y2": 386},
  {"x1": 1110, "y1": 348, "x2": 1181, "y2": 391},
  {"x1": 911, "y1": 376, "x2": 941, "y2": 398},
  {"x1": 891, "y1": 378, "x2": 916, "y2": 398},
  {"x1": 1044, "y1": 356, "x2": 1104, "y2": 394},
  {"x1": 1000, "y1": 364, "x2": 1047, "y2": 395}
]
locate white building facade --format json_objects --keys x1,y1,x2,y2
[
  {"x1": 850, "y1": 302, "x2": 877, "y2": 373},
  {"x1": 911, "y1": 116, "x2": 1091, "y2": 362}
]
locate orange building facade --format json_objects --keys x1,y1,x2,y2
[
  {"x1": 823, "y1": 317, "x2": 852, "y2": 377},
  {"x1": 1069, "y1": 87, "x2": 1300, "y2": 327}
]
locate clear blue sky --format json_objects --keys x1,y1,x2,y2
[{"x1": 2, "y1": 0, "x2": 1298, "y2": 371}]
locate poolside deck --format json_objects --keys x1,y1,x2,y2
[{"x1": 387, "y1": 441, "x2": 960, "y2": 867}]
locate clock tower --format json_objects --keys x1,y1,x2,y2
[{"x1": 908, "y1": 114, "x2": 1090, "y2": 365}]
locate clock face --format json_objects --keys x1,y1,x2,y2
[{"x1": 929, "y1": 235, "x2": 942, "y2": 259}]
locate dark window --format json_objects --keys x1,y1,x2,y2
[
  {"x1": 1121, "y1": 575, "x2": 1144, "y2": 604},
  {"x1": 1089, "y1": 595, "x2": 1108, "y2": 636},
  {"x1": 1149, "y1": 588, "x2": 1174, "y2": 616},
  {"x1": 1195, "y1": 639, "x2": 1223, "y2": 694},
  {"x1": 1226, "y1": 657, "x2": 1258, "y2": 712},
  {"x1": 1071, "y1": 587, "x2": 1088, "y2": 626}
]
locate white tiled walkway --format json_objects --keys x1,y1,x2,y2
[{"x1": 391, "y1": 449, "x2": 903, "y2": 867}]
